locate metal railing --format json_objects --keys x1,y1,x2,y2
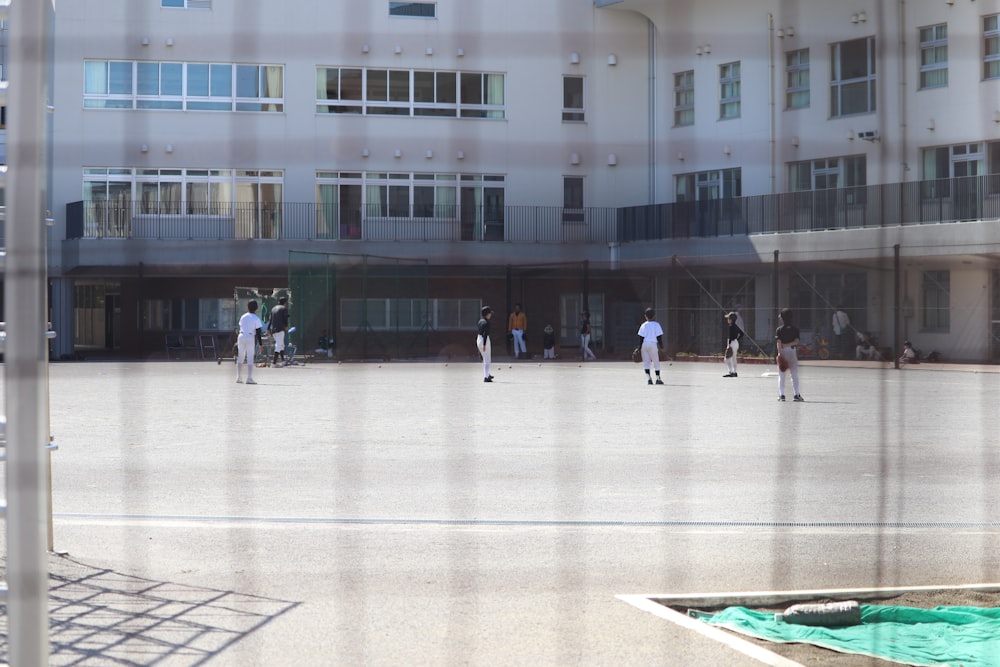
[{"x1": 65, "y1": 174, "x2": 1000, "y2": 244}]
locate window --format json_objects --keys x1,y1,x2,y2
[
  {"x1": 389, "y1": 2, "x2": 435, "y2": 18},
  {"x1": 162, "y1": 0, "x2": 211, "y2": 7},
  {"x1": 830, "y1": 37, "x2": 876, "y2": 117},
  {"x1": 82, "y1": 167, "x2": 283, "y2": 238},
  {"x1": 142, "y1": 298, "x2": 234, "y2": 332},
  {"x1": 316, "y1": 67, "x2": 503, "y2": 119},
  {"x1": 675, "y1": 168, "x2": 741, "y2": 201},
  {"x1": 340, "y1": 298, "x2": 476, "y2": 332},
  {"x1": 920, "y1": 141, "x2": 1000, "y2": 197},
  {"x1": 563, "y1": 176, "x2": 584, "y2": 223},
  {"x1": 788, "y1": 156, "x2": 866, "y2": 191},
  {"x1": 562, "y1": 76, "x2": 584, "y2": 122},
  {"x1": 315, "y1": 171, "x2": 499, "y2": 238},
  {"x1": 785, "y1": 49, "x2": 809, "y2": 109},
  {"x1": 673, "y1": 70, "x2": 694, "y2": 126},
  {"x1": 919, "y1": 24, "x2": 948, "y2": 89},
  {"x1": 921, "y1": 270, "x2": 950, "y2": 332},
  {"x1": 986, "y1": 14, "x2": 1000, "y2": 80},
  {"x1": 85, "y1": 60, "x2": 283, "y2": 112},
  {"x1": 719, "y1": 61, "x2": 740, "y2": 119}
]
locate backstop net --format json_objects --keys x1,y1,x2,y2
[{"x1": 288, "y1": 251, "x2": 430, "y2": 360}]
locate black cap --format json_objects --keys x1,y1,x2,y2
[{"x1": 481, "y1": 306, "x2": 492, "y2": 316}]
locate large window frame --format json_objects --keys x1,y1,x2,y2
[
  {"x1": 340, "y1": 298, "x2": 477, "y2": 332},
  {"x1": 562, "y1": 75, "x2": 584, "y2": 122},
  {"x1": 986, "y1": 14, "x2": 1000, "y2": 80},
  {"x1": 317, "y1": 67, "x2": 504, "y2": 118},
  {"x1": 389, "y1": 2, "x2": 436, "y2": 18},
  {"x1": 719, "y1": 61, "x2": 741, "y2": 119},
  {"x1": 84, "y1": 60, "x2": 283, "y2": 112},
  {"x1": 921, "y1": 270, "x2": 950, "y2": 332},
  {"x1": 161, "y1": 0, "x2": 211, "y2": 7},
  {"x1": 785, "y1": 49, "x2": 810, "y2": 109},
  {"x1": 673, "y1": 70, "x2": 694, "y2": 126},
  {"x1": 918, "y1": 23, "x2": 948, "y2": 89},
  {"x1": 830, "y1": 37, "x2": 876, "y2": 117}
]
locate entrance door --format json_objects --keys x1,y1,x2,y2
[{"x1": 340, "y1": 184, "x2": 362, "y2": 239}]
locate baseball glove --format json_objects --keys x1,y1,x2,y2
[
  {"x1": 777, "y1": 354, "x2": 789, "y2": 372},
  {"x1": 632, "y1": 347, "x2": 642, "y2": 363},
  {"x1": 724, "y1": 347, "x2": 733, "y2": 359}
]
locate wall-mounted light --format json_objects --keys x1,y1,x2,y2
[
  {"x1": 851, "y1": 12, "x2": 867, "y2": 23},
  {"x1": 361, "y1": 148, "x2": 370, "y2": 158},
  {"x1": 791, "y1": 136, "x2": 800, "y2": 147},
  {"x1": 165, "y1": 37, "x2": 174, "y2": 46},
  {"x1": 570, "y1": 152, "x2": 581, "y2": 165},
  {"x1": 394, "y1": 44, "x2": 402, "y2": 54},
  {"x1": 425, "y1": 47, "x2": 433, "y2": 56},
  {"x1": 994, "y1": 110, "x2": 1000, "y2": 123},
  {"x1": 456, "y1": 150, "x2": 465, "y2": 160},
  {"x1": 607, "y1": 153, "x2": 618, "y2": 166},
  {"x1": 140, "y1": 143, "x2": 149, "y2": 153},
  {"x1": 165, "y1": 144, "x2": 174, "y2": 153},
  {"x1": 362, "y1": 43, "x2": 370, "y2": 54},
  {"x1": 677, "y1": 151, "x2": 685, "y2": 161},
  {"x1": 695, "y1": 47, "x2": 703, "y2": 56},
  {"x1": 456, "y1": 47, "x2": 465, "y2": 57},
  {"x1": 425, "y1": 149, "x2": 434, "y2": 159},
  {"x1": 607, "y1": 54, "x2": 618, "y2": 66},
  {"x1": 570, "y1": 52, "x2": 580, "y2": 64},
  {"x1": 927, "y1": 118, "x2": 936, "y2": 131},
  {"x1": 394, "y1": 149, "x2": 402, "y2": 158},
  {"x1": 785, "y1": 27, "x2": 795, "y2": 37},
  {"x1": 945, "y1": 0, "x2": 954, "y2": 5},
  {"x1": 703, "y1": 44, "x2": 711, "y2": 54},
  {"x1": 140, "y1": 36, "x2": 150, "y2": 46},
  {"x1": 776, "y1": 28, "x2": 785, "y2": 38},
  {"x1": 723, "y1": 144, "x2": 732, "y2": 156},
  {"x1": 847, "y1": 130, "x2": 856, "y2": 141}
]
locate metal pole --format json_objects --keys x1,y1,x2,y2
[
  {"x1": 5, "y1": 0, "x2": 54, "y2": 664},
  {"x1": 894, "y1": 244, "x2": 901, "y2": 370}
]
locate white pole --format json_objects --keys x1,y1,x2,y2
[{"x1": 5, "y1": 0, "x2": 54, "y2": 664}]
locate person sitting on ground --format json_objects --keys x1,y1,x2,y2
[
  {"x1": 855, "y1": 332, "x2": 880, "y2": 361},
  {"x1": 899, "y1": 340, "x2": 919, "y2": 365}
]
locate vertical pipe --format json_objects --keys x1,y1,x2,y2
[
  {"x1": 6, "y1": 0, "x2": 54, "y2": 664},
  {"x1": 894, "y1": 244, "x2": 901, "y2": 369},
  {"x1": 768, "y1": 13, "x2": 776, "y2": 194},
  {"x1": 647, "y1": 18, "x2": 656, "y2": 204}
]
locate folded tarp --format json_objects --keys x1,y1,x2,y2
[{"x1": 696, "y1": 604, "x2": 1000, "y2": 666}]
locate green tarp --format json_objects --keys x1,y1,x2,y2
[{"x1": 698, "y1": 604, "x2": 1000, "y2": 666}]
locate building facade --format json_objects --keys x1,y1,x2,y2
[{"x1": 40, "y1": 0, "x2": 1000, "y2": 361}]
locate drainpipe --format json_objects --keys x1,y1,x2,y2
[
  {"x1": 647, "y1": 18, "x2": 656, "y2": 203},
  {"x1": 898, "y1": 0, "x2": 907, "y2": 182},
  {"x1": 768, "y1": 13, "x2": 776, "y2": 194}
]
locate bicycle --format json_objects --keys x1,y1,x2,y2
[{"x1": 797, "y1": 330, "x2": 831, "y2": 360}]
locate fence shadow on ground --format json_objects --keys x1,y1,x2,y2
[{"x1": 0, "y1": 554, "x2": 300, "y2": 666}]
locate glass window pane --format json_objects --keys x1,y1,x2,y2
[
  {"x1": 187, "y1": 63, "x2": 209, "y2": 96},
  {"x1": 413, "y1": 71, "x2": 434, "y2": 102},
  {"x1": 137, "y1": 62, "x2": 159, "y2": 95},
  {"x1": 236, "y1": 65, "x2": 259, "y2": 97},
  {"x1": 210, "y1": 64, "x2": 232, "y2": 97},
  {"x1": 161, "y1": 62, "x2": 183, "y2": 95},
  {"x1": 109, "y1": 61, "x2": 132, "y2": 94},
  {"x1": 368, "y1": 69, "x2": 388, "y2": 101}
]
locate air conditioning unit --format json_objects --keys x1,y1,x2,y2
[{"x1": 858, "y1": 130, "x2": 880, "y2": 142}]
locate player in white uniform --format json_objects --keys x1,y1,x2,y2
[
  {"x1": 236, "y1": 300, "x2": 263, "y2": 385},
  {"x1": 637, "y1": 307, "x2": 665, "y2": 385}
]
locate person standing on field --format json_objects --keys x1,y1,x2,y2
[
  {"x1": 637, "y1": 307, "x2": 664, "y2": 385},
  {"x1": 580, "y1": 311, "x2": 597, "y2": 361},
  {"x1": 477, "y1": 306, "x2": 495, "y2": 382},
  {"x1": 776, "y1": 307, "x2": 804, "y2": 402},
  {"x1": 508, "y1": 303, "x2": 527, "y2": 359},
  {"x1": 236, "y1": 300, "x2": 263, "y2": 385},
  {"x1": 268, "y1": 295, "x2": 290, "y2": 367},
  {"x1": 723, "y1": 311, "x2": 744, "y2": 377}
]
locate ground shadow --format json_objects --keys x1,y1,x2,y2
[{"x1": 0, "y1": 554, "x2": 299, "y2": 666}]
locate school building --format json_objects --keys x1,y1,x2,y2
[{"x1": 21, "y1": 0, "x2": 1000, "y2": 360}]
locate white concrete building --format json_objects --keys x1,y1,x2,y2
[{"x1": 38, "y1": 0, "x2": 1000, "y2": 361}]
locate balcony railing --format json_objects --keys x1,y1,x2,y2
[{"x1": 65, "y1": 174, "x2": 1000, "y2": 244}]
